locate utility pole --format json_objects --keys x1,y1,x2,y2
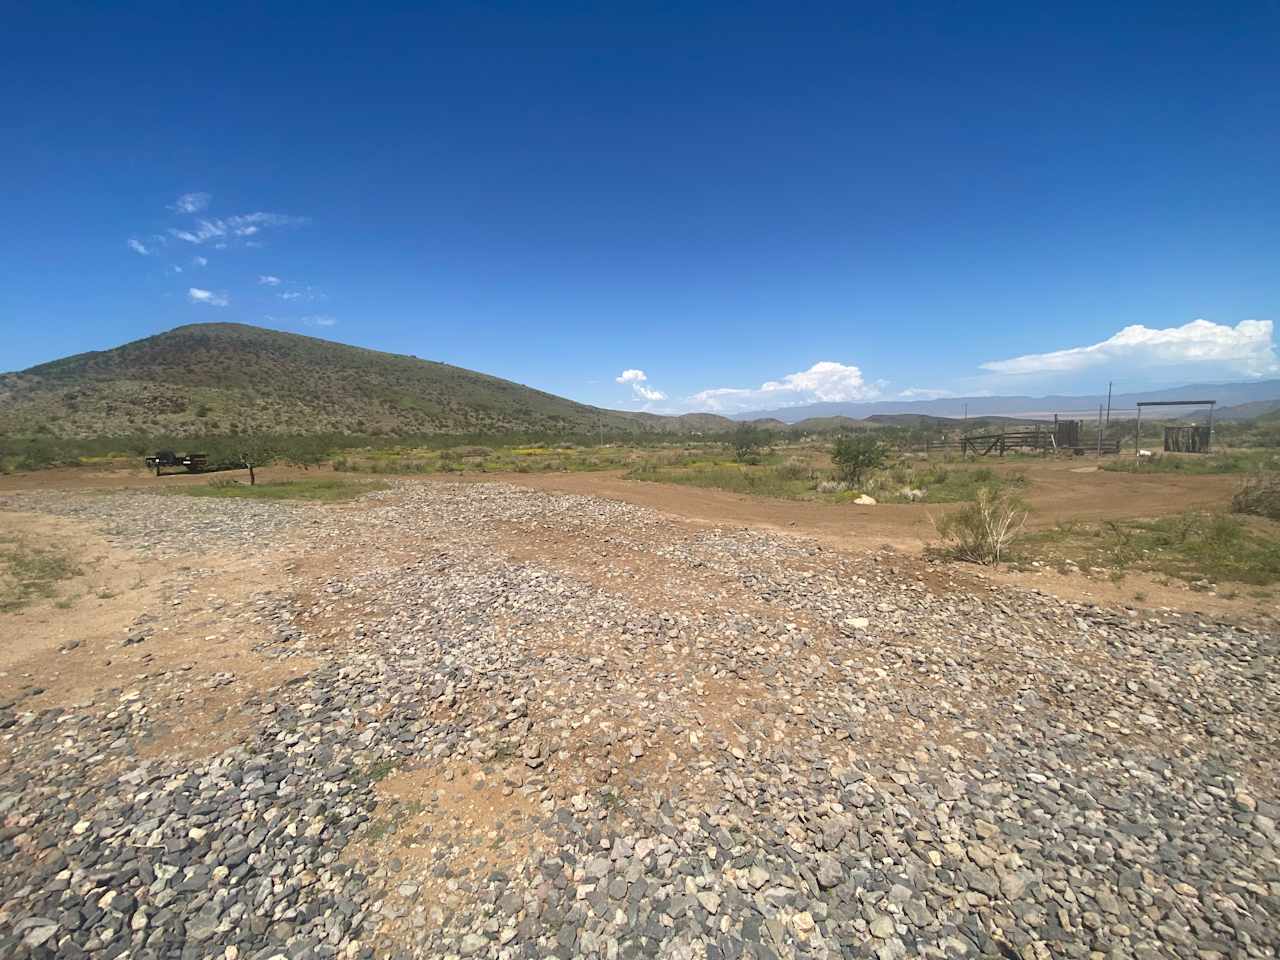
[
  {"x1": 1105, "y1": 381, "x2": 1113, "y2": 427},
  {"x1": 1097, "y1": 404, "x2": 1104, "y2": 456}
]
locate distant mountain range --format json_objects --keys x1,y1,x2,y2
[
  {"x1": 732, "y1": 380, "x2": 1280, "y2": 424},
  {"x1": 4, "y1": 322, "x2": 1278, "y2": 440}
]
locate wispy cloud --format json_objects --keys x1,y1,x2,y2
[
  {"x1": 170, "y1": 192, "x2": 211, "y2": 214},
  {"x1": 278, "y1": 284, "x2": 324, "y2": 302},
  {"x1": 689, "y1": 361, "x2": 879, "y2": 413},
  {"x1": 258, "y1": 275, "x2": 282, "y2": 286},
  {"x1": 127, "y1": 237, "x2": 152, "y2": 255},
  {"x1": 192, "y1": 256, "x2": 208, "y2": 267},
  {"x1": 615, "y1": 368, "x2": 667, "y2": 402},
  {"x1": 898, "y1": 387, "x2": 954, "y2": 400},
  {"x1": 304, "y1": 314, "x2": 338, "y2": 327},
  {"x1": 169, "y1": 212, "x2": 308, "y2": 246},
  {"x1": 188, "y1": 287, "x2": 229, "y2": 307},
  {"x1": 982, "y1": 319, "x2": 1279, "y2": 377}
]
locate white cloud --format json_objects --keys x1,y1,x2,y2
[
  {"x1": 169, "y1": 212, "x2": 308, "y2": 245},
  {"x1": 615, "y1": 368, "x2": 667, "y2": 402},
  {"x1": 278, "y1": 284, "x2": 324, "y2": 302},
  {"x1": 192, "y1": 256, "x2": 208, "y2": 266},
  {"x1": 689, "y1": 361, "x2": 879, "y2": 413},
  {"x1": 170, "y1": 192, "x2": 211, "y2": 214},
  {"x1": 127, "y1": 237, "x2": 152, "y2": 255},
  {"x1": 188, "y1": 287, "x2": 229, "y2": 307},
  {"x1": 982, "y1": 319, "x2": 1278, "y2": 377},
  {"x1": 171, "y1": 265, "x2": 183, "y2": 274},
  {"x1": 259, "y1": 275, "x2": 282, "y2": 286},
  {"x1": 304, "y1": 314, "x2": 337, "y2": 327}
]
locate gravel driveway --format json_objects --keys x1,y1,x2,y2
[{"x1": 1, "y1": 481, "x2": 1276, "y2": 960}]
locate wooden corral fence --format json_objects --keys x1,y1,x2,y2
[
  {"x1": 1135, "y1": 400, "x2": 1215, "y2": 454},
  {"x1": 1164, "y1": 425, "x2": 1211, "y2": 453},
  {"x1": 908, "y1": 420, "x2": 1121, "y2": 457},
  {"x1": 955, "y1": 419, "x2": 1119, "y2": 456}
]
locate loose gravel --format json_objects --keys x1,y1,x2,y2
[{"x1": 0, "y1": 481, "x2": 1277, "y2": 960}]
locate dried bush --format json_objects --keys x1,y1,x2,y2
[
  {"x1": 932, "y1": 487, "x2": 1028, "y2": 565},
  {"x1": 1232, "y1": 472, "x2": 1280, "y2": 521}
]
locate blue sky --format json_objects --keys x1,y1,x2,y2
[{"x1": 2, "y1": 2, "x2": 1277, "y2": 414}]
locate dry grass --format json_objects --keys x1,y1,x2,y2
[
  {"x1": 0, "y1": 533, "x2": 83, "y2": 612},
  {"x1": 1232, "y1": 472, "x2": 1280, "y2": 521}
]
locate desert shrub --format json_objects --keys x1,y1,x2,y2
[
  {"x1": 831, "y1": 433, "x2": 886, "y2": 484},
  {"x1": 932, "y1": 487, "x2": 1028, "y2": 565},
  {"x1": 731, "y1": 424, "x2": 770, "y2": 464},
  {"x1": 774, "y1": 459, "x2": 812, "y2": 482},
  {"x1": 1232, "y1": 472, "x2": 1280, "y2": 520}
]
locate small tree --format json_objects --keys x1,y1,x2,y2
[
  {"x1": 731, "y1": 424, "x2": 769, "y2": 464},
  {"x1": 831, "y1": 433, "x2": 886, "y2": 485},
  {"x1": 239, "y1": 442, "x2": 281, "y2": 491},
  {"x1": 212, "y1": 435, "x2": 279, "y2": 485}
]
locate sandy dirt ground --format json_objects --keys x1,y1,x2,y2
[
  {"x1": 0, "y1": 457, "x2": 1241, "y2": 542},
  {"x1": 1, "y1": 457, "x2": 1269, "y2": 630}
]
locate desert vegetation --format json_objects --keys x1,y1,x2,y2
[{"x1": 0, "y1": 531, "x2": 82, "y2": 612}]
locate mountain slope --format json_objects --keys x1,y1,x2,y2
[{"x1": 0, "y1": 323, "x2": 729, "y2": 438}]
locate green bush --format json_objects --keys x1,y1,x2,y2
[
  {"x1": 831, "y1": 433, "x2": 886, "y2": 485},
  {"x1": 730, "y1": 425, "x2": 770, "y2": 464}
]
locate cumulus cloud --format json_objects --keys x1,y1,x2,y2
[
  {"x1": 304, "y1": 314, "x2": 338, "y2": 327},
  {"x1": 898, "y1": 387, "x2": 954, "y2": 400},
  {"x1": 192, "y1": 256, "x2": 208, "y2": 266},
  {"x1": 127, "y1": 237, "x2": 152, "y2": 255},
  {"x1": 188, "y1": 287, "x2": 229, "y2": 307},
  {"x1": 170, "y1": 192, "x2": 211, "y2": 214},
  {"x1": 615, "y1": 369, "x2": 666, "y2": 402},
  {"x1": 982, "y1": 319, "x2": 1278, "y2": 377},
  {"x1": 689, "y1": 361, "x2": 879, "y2": 413},
  {"x1": 259, "y1": 275, "x2": 282, "y2": 286},
  {"x1": 169, "y1": 212, "x2": 308, "y2": 245}
]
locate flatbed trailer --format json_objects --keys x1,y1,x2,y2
[{"x1": 144, "y1": 451, "x2": 209, "y2": 476}]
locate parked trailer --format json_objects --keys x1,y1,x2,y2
[{"x1": 144, "y1": 451, "x2": 209, "y2": 476}]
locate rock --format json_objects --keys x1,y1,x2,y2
[
  {"x1": 870, "y1": 915, "x2": 895, "y2": 939},
  {"x1": 816, "y1": 855, "x2": 843, "y2": 889}
]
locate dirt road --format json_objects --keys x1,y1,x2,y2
[
  {"x1": 0, "y1": 457, "x2": 1241, "y2": 557},
  {"x1": 478, "y1": 460, "x2": 1239, "y2": 546}
]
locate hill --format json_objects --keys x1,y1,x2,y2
[
  {"x1": 0, "y1": 323, "x2": 733, "y2": 439},
  {"x1": 1199, "y1": 399, "x2": 1280, "y2": 422}
]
